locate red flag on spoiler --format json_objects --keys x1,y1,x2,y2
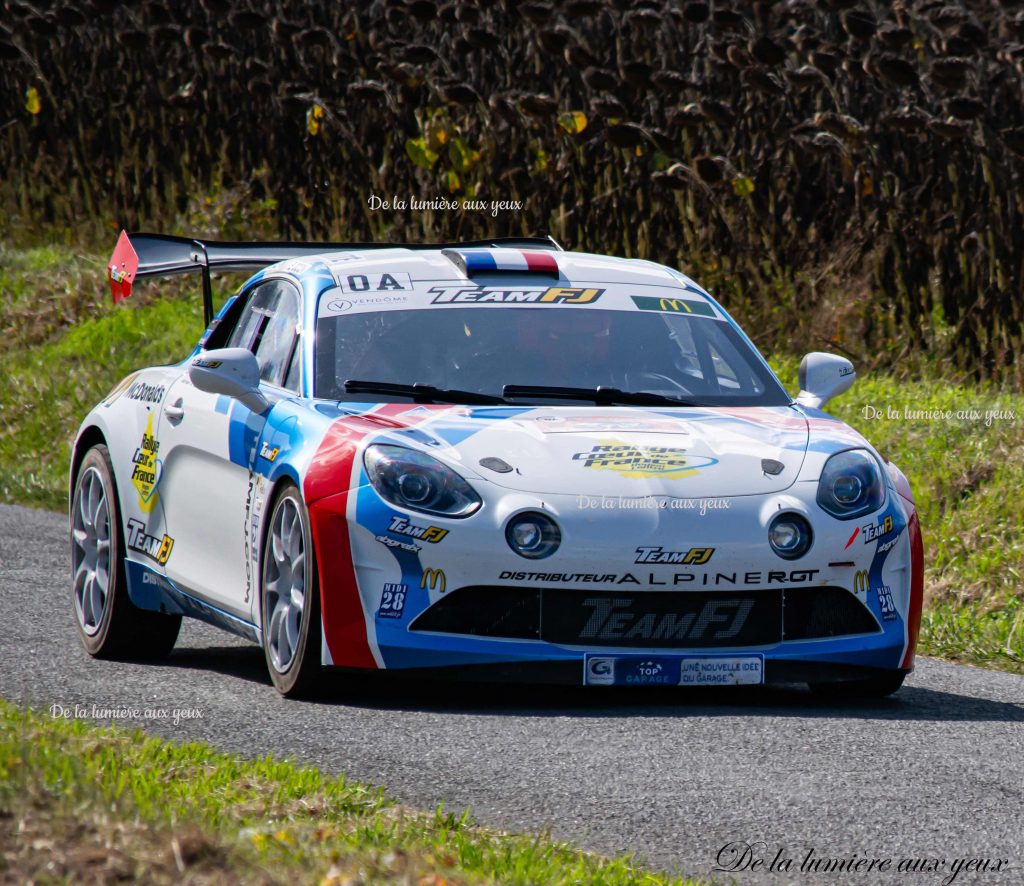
[{"x1": 108, "y1": 230, "x2": 139, "y2": 303}]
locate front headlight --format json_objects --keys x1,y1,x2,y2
[
  {"x1": 364, "y1": 444, "x2": 481, "y2": 517},
  {"x1": 816, "y1": 449, "x2": 886, "y2": 519}
]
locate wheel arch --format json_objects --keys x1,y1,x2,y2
[
  {"x1": 69, "y1": 425, "x2": 107, "y2": 514},
  {"x1": 253, "y1": 467, "x2": 307, "y2": 630}
]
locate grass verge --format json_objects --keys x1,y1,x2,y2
[
  {"x1": 0, "y1": 246, "x2": 1021, "y2": 672},
  {"x1": 0, "y1": 699, "x2": 700, "y2": 885}
]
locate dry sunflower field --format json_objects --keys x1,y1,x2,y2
[{"x1": 3, "y1": 0, "x2": 1024, "y2": 383}]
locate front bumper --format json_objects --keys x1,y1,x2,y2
[{"x1": 314, "y1": 480, "x2": 917, "y2": 683}]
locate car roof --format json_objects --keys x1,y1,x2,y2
[{"x1": 267, "y1": 246, "x2": 717, "y2": 306}]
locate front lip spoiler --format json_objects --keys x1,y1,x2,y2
[{"x1": 323, "y1": 659, "x2": 910, "y2": 687}]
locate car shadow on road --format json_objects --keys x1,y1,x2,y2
[
  {"x1": 161, "y1": 644, "x2": 1024, "y2": 723},
  {"x1": 317, "y1": 678, "x2": 1024, "y2": 723}
]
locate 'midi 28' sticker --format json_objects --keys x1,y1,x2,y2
[{"x1": 377, "y1": 583, "x2": 408, "y2": 619}]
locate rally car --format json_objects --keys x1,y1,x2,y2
[{"x1": 69, "y1": 232, "x2": 923, "y2": 697}]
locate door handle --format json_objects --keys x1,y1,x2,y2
[{"x1": 165, "y1": 398, "x2": 185, "y2": 425}]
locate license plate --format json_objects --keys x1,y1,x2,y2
[{"x1": 584, "y1": 654, "x2": 764, "y2": 686}]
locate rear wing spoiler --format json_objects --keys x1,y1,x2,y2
[{"x1": 107, "y1": 230, "x2": 563, "y2": 327}]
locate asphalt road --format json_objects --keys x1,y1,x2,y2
[{"x1": 1, "y1": 502, "x2": 1022, "y2": 885}]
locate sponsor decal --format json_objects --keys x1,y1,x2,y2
[
  {"x1": 259, "y1": 441, "x2": 280, "y2": 462},
  {"x1": 572, "y1": 441, "x2": 717, "y2": 479},
  {"x1": 583, "y1": 655, "x2": 763, "y2": 686},
  {"x1": 862, "y1": 514, "x2": 894, "y2": 543},
  {"x1": 125, "y1": 380, "x2": 166, "y2": 404},
  {"x1": 375, "y1": 534, "x2": 421, "y2": 554},
  {"x1": 338, "y1": 272, "x2": 412, "y2": 293},
  {"x1": 498, "y1": 569, "x2": 820, "y2": 586},
  {"x1": 635, "y1": 546, "x2": 714, "y2": 565},
  {"x1": 141, "y1": 571, "x2": 173, "y2": 591},
  {"x1": 191, "y1": 357, "x2": 222, "y2": 369},
  {"x1": 428, "y1": 284, "x2": 604, "y2": 305},
  {"x1": 853, "y1": 569, "x2": 870, "y2": 596},
  {"x1": 534, "y1": 415, "x2": 686, "y2": 434},
  {"x1": 130, "y1": 413, "x2": 161, "y2": 513},
  {"x1": 679, "y1": 656, "x2": 763, "y2": 686},
  {"x1": 630, "y1": 295, "x2": 717, "y2": 317},
  {"x1": 376, "y1": 582, "x2": 408, "y2": 619},
  {"x1": 102, "y1": 372, "x2": 140, "y2": 406},
  {"x1": 586, "y1": 657, "x2": 615, "y2": 685},
  {"x1": 580, "y1": 597, "x2": 754, "y2": 642},
  {"x1": 844, "y1": 527, "x2": 860, "y2": 549},
  {"x1": 277, "y1": 258, "x2": 311, "y2": 275},
  {"x1": 420, "y1": 568, "x2": 446, "y2": 593},
  {"x1": 324, "y1": 294, "x2": 408, "y2": 313},
  {"x1": 126, "y1": 518, "x2": 174, "y2": 566},
  {"x1": 876, "y1": 532, "x2": 902, "y2": 554},
  {"x1": 388, "y1": 515, "x2": 448, "y2": 543},
  {"x1": 242, "y1": 471, "x2": 266, "y2": 605},
  {"x1": 875, "y1": 584, "x2": 898, "y2": 620}
]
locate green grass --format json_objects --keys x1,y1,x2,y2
[
  {"x1": 0, "y1": 699, "x2": 703, "y2": 885},
  {"x1": 0, "y1": 246, "x2": 1021, "y2": 671}
]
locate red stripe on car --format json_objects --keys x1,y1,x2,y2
[
  {"x1": 521, "y1": 250, "x2": 558, "y2": 274},
  {"x1": 303, "y1": 403, "x2": 448, "y2": 669},
  {"x1": 901, "y1": 509, "x2": 925, "y2": 669}
]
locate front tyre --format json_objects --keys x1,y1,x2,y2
[
  {"x1": 71, "y1": 444, "x2": 181, "y2": 659},
  {"x1": 260, "y1": 484, "x2": 322, "y2": 697}
]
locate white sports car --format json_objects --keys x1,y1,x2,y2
[{"x1": 69, "y1": 232, "x2": 923, "y2": 697}]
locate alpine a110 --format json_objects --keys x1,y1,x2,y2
[{"x1": 69, "y1": 232, "x2": 923, "y2": 697}]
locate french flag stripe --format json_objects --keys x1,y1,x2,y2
[
  {"x1": 458, "y1": 248, "x2": 558, "y2": 274},
  {"x1": 462, "y1": 251, "x2": 498, "y2": 272},
  {"x1": 521, "y1": 250, "x2": 558, "y2": 273}
]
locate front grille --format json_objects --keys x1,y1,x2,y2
[
  {"x1": 410, "y1": 585, "x2": 880, "y2": 648},
  {"x1": 782, "y1": 587, "x2": 881, "y2": 640}
]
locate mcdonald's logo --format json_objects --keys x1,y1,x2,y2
[
  {"x1": 630, "y1": 295, "x2": 716, "y2": 317},
  {"x1": 659, "y1": 298, "x2": 691, "y2": 313},
  {"x1": 852, "y1": 570, "x2": 870, "y2": 595},
  {"x1": 420, "y1": 568, "x2": 447, "y2": 593}
]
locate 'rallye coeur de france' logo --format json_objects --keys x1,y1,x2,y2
[{"x1": 572, "y1": 440, "x2": 718, "y2": 479}]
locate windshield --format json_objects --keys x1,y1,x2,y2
[{"x1": 315, "y1": 305, "x2": 790, "y2": 407}]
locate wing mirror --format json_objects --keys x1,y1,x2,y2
[
  {"x1": 188, "y1": 348, "x2": 269, "y2": 414},
  {"x1": 795, "y1": 352, "x2": 855, "y2": 410}
]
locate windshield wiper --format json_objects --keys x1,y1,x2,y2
[
  {"x1": 502, "y1": 384, "x2": 697, "y2": 407},
  {"x1": 343, "y1": 379, "x2": 508, "y2": 405}
]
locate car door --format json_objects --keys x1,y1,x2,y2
[{"x1": 158, "y1": 278, "x2": 302, "y2": 621}]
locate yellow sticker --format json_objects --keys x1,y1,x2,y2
[{"x1": 131, "y1": 413, "x2": 161, "y2": 513}]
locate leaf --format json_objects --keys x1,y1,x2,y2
[
  {"x1": 445, "y1": 169, "x2": 461, "y2": 192},
  {"x1": 731, "y1": 175, "x2": 755, "y2": 197},
  {"x1": 25, "y1": 87, "x2": 41, "y2": 115},
  {"x1": 405, "y1": 137, "x2": 439, "y2": 170},
  {"x1": 557, "y1": 110, "x2": 588, "y2": 134},
  {"x1": 306, "y1": 103, "x2": 324, "y2": 137},
  {"x1": 448, "y1": 137, "x2": 480, "y2": 173}
]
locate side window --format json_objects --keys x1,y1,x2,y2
[{"x1": 225, "y1": 280, "x2": 301, "y2": 391}]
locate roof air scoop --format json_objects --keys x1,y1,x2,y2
[{"x1": 443, "y1": 247, "x2": 560, "y2": 278}]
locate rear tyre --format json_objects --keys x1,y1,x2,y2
[
  {"x1": 260, "y1": 484, "x2": 322, "y2": 697},
  {"x1": 808, "y1": 671, "x2": 907, "y2": 699},
  {"x1": 71, "y1": 444, "x2": 181, "y2": 660}
]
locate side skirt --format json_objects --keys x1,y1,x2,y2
[{"x1": 124, "y1": 560, "x2": 261, "y2": 644}]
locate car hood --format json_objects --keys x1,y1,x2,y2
[{"x1": 382, "y1": 405, "x2": 811, "y2": 498}]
